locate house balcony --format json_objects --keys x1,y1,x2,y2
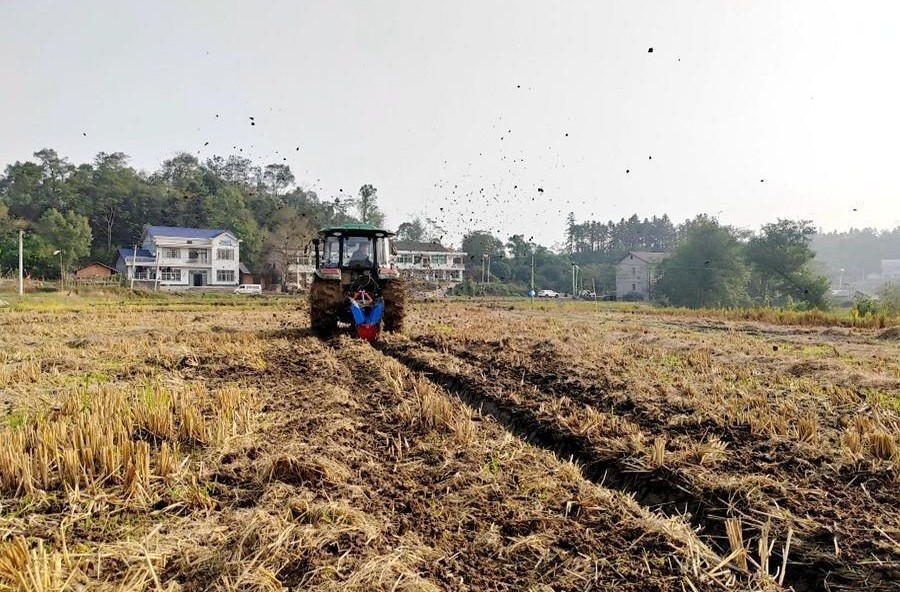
[
  {"x1": 184, "y1": 257, "x2": 211, "y2": 266},
  {"x1": 128, "y1": 256, "x2": 157, "y2": 264},
  {"x1": 395, "y1": 263, "x2": 465, "y2": 271}
]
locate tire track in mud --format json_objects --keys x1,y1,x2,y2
[{"x1": 377, "y1": 339, "x2": 848, "y2": 592}]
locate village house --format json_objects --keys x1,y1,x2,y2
[
  {"x1": 114, "y1": 226, "x2": 241, "y2": 289},
  {"x1": 284, "y1": 254, "x2": 316, "y2": 290},
  {"x1": 615, "y1": 251, "x2": 670, "y2": 300},
  {"x1": 882, "y1": 259, "x2": 900, "y2": 280},
  {"x1": 74, "y1": 262, "x2": 117, "y2": 280},
  {"x1": 392, "y1": 240, "x2": 467, "y2": 285}
]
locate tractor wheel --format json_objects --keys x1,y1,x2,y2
[
  {"x1": 382, "y1": 278, "x2": 406, "y2": 333},
  {"x1": 310, "y1": 277, "x2": 343, "y2": 337}
]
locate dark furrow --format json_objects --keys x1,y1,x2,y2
[{"x1": 377, "y1": 341, "x2": 864, "y2": 592}]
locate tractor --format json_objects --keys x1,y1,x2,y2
[{"x1": 308, "y1": 224, "x2": 406, "y2": 341}]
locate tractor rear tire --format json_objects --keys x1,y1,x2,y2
[
  {"x1": 310, "y1": 277, "x2": 343, "y2": 337},
  {"x1": 382, "y1": 279, "x2": 406, "y2": 332}
]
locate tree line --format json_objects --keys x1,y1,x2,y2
[
  {"x1": 810, "y1": 228, "x2": 900, "y2": 283},
  {"x1": 457, "y1": 214, "x2": 836, "y2": 309},
  {"x1": 0, "y1": 149, "x2": 385, "y2": 279},
  {"x1": 2, "y1": 148, "x2": 895, "y2": 311}
]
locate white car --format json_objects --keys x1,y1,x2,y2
[
  {"x1": 536, "y1": 289, "x2": 560, "y2": 298},
  {"x1": 234, "y1": 284, "x2": 262, "y2": 295}
]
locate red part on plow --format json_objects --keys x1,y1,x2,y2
[{"x1": 356, "y1": 323, "x2": 380, "y2": 342}]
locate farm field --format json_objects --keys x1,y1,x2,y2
[{"x1": 0, "y1": 294, "x2": 897, "y2": 591}]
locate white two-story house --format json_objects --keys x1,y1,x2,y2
[
  {"x1": 115, "y1": 226, "x2": 241, "y2": 289},
  {"x1": 393, "y1": 240, "x2": 467, "y2": 285}
]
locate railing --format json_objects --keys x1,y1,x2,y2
[{"x1": 395, "y1": 263, "x2": 466, "y2": 270}]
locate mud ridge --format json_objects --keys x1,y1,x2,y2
[{"x1": 378, "y1": 341, "x2": 844, "y2": 592}]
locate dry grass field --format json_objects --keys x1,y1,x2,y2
[{"x1": 0, "y1": 294, "x2": 897, "y2": 591}]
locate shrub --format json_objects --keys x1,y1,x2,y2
[{"x1": 855, "y1": 298, "x2": 880, "y2": 317}]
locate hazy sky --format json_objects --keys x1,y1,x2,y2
[{"x1": 2, "y1": 1, "x2": 898, "y2": 246}]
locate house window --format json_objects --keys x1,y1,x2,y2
[
  {"x1": 160, "y1": 268, "x2": 181, "y2": 281},
  {"x1": 188, "y1": 249, "x2": 208, "y2": 261},
  {"x1": 217, "y1": 270, "x2": 235, "y2": 283},
  {"x1": 632, "y1": 283, "x2": 636, "y2": 292},
  {"x1": 632, "y1": 267, "x2": 636, "y2": 276},
  {"x1": 396, "y1": 254, "x2": 414, "y2": 264},
  {"x1": 413, "y1": 254, "x2": 423, "y2": 264},
  {"x1": 165, "y1": 248, "x2": 180, "y2": 258},
  {"x1": 217, "y1": 248, "x2": 234, "y2": 260},
  {"x1": 452, "y1": 257, "x2": 463, "y2": 266},
  {"x1": 431, "y1": 255, "x2": 447, "y2": 265}
]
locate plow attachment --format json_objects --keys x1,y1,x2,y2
[{"x1": 349, "y1": 290, "x2": 384, "y2": 342}]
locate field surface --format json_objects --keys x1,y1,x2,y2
[{"x1": 0, "y1": 295, "x2": 897, "y2": 591}]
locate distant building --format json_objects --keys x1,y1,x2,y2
[
  {"x1": 74, "y1": 262, "x2": 117, "y2": 280},
  {"x1": 239, "y1": 263, "x2": 254, "y2": 286},
  {"x1": 616, "y1": 251, "x2": 670, "y2": 300},
  {"x1": 393, "y1": 240, "x2": 466, "y2": 284},
  {"x1": 114, "y1": 226, "x2": 240, "y2": 289},
  {"x1": 882, "y1": 259, "x2": 900, "y2": 280},
  {"x1": 830, "y1": 288, "x2": 873, "y2": 302},
  {"x1": 285, "y1": 254, "x2": 316, "y2": 289}
]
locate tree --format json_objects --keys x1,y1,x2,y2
[
  {"x1": 461, "y1": 231, "x2": 505, "y2": 280},
  {"x1": 0, "y1": 233, "x2": 55, "y2": 278},
  {"x1": 0, "y1": 203, "x2": 13, "y2": 240},
  {"x1": 656, "y1": 216, "x2": 748, "y2": 308},
  {"x1": 356, "y1": 184, "x2": 385, "y2": 227},
  {"x1": 0, "y1": 160, "x2": 45, "y2": 221},
  {"x1": 35, "y1": 209, "x2": 92, "y2": 275},
  {"x1": 264, "y1": 207, "x2": 317, "y2": 282},
  {"x1": 262, "y1": 164, "x2": 295, "y2": 196},
  {"x1": 396, "y1": 218, "x2": 426, "y2": 242},
  {"x1": 745, "y1": 219, "x2": 830, "y2": 309},
  {"x1": 88, "y1": 152, "x2": 138, "y2": 253}
]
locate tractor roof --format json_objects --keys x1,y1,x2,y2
[{"x1": 318, "y1": 223, "x2": 395, "y2": 237}]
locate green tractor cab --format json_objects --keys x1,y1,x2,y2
[{"x1": 309, "y1": 224, "x2": 406, "y2": 338}]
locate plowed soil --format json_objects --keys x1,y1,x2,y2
[
  {"x1": 379, "y1": 301, "x2": 900, "y2": 591},
  {"x1": 2, "y1": 296, "x2": 897, "y2": 590}
]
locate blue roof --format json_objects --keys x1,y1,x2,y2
[
  {"x1": 145, "y1": 226, "x2": 230, "y2": 239},
  {"x1": 117, "y1": 248, "x2": 154, "y2": 259}
]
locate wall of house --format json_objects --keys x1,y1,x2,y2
[
  {"x1": 210, "y1": 235, "x2": 240, "y2": 285},
  {"x1": 616, "y1": 258, "x2": 656, "y2": 299},
  {"x1": 394, "y1": 251, "x2": 466, "y2": 283},
  {"x1": 139, "y1": 232, "x2": 240, "y2": 287},
  {"x1": 75, "y1": 264, "x2": 114, "y2": 279}
]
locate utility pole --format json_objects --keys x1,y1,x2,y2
[
  {"x1": 130, "y1": 243, "x2": 138, "y2": 289},
  {"x1": 154, "y1": 250, "x2": 161, "y2": 292},
  {"x1": 296, "y1": 253, "x2": 301, "y2": 291},
  {"x1": 486, "y1": 254, "x2": 491, "y2": 284},
  {"x1": 530, "y1": 250, "x2": 535, "y2": 306},
  {"x1": 571, "y1": 263, "x2": 577, "y2": 297},
  {"x1": 18, "y1": 230, "x2": 24, "y2": 297}
]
